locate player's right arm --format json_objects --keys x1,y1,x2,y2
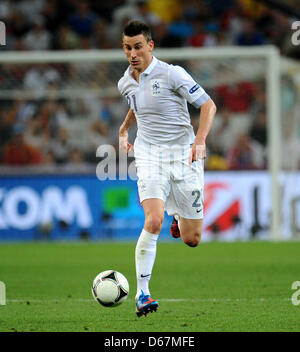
[{"x1": 119, "y1": 108, "x2": 136, "y2": 154}]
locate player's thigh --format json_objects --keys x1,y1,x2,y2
[
  {"x1": 179, "y1": 217, "x2": 203, "y2": 244},
  {"x1": 166, "y1": 159, "x2": 204, "y2": 220},
  {"x1": 142, "y1": 198, "x2": 165, "y2": 234}
]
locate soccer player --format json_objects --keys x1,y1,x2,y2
[{"x1": 118, "y1": 20, "x2": 216, "y2": 317}]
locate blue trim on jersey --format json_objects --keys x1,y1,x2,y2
[{"x1": 191, "y1": 93, "x2": 210, "y2": 108}]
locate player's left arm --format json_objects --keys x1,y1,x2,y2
[
  {"x1": 189, "y1": 98, "x2": 216, "y2": 165},
  {"x1": 169, "y1": 65, "x2": 216, "y2": 163}
]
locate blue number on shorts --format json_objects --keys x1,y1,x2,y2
[{"x1": 192, "y1": 190, "x2": 201, "y2": 208}]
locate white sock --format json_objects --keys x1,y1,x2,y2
[{"x1": 135, "y1": 229, "x2": 159, "y2": 300}]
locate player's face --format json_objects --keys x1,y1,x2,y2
[{"x1": 122, "y1": 34, "x2": 154, "y2": 73}]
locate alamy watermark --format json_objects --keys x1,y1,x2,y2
[
  {"x1": 291, "y1": 281, "x2": 300, "y2": 306},
  {"x1": 0, "y1": 281, "x2": 5, "y2": 305},
  {"x1": 96, "y1": 143, "x2": 204, "y2": 192},
  {"x1": 0, "y1": 21, "x2": 6, "y2": 46},
  {"x1": 291, "y1": 21, "x2": 300, "y2": 45}
]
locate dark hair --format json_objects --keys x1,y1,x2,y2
[{"x1": 122, "y1": 20, "x2": 152, "y2": 42}]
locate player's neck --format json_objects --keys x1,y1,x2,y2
[
  {"x1": 132, "y1": 69, "x2": 140, "y2": 83},
  {"x1": 132, "y1": 56, "x2": 153, "y2": 82}
]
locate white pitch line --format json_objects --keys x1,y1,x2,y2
[{"x1": 6, "y1": 298, "x2": 291, "y2": 303}]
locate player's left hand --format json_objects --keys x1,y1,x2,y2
[{"x1": 189, "y1": 142, "x2": 206, "y2": 165}]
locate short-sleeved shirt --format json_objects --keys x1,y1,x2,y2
[{"x1": 118, "y1": 56, "x2": 210, "y2": 146}]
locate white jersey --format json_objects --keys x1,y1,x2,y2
[{"x1": 118, "y1": 56, "x2": 210, "y2": 146}]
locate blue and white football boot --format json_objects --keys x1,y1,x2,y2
[{"x1": 136, "y1": 290, "x2": 159, "y2": 317}]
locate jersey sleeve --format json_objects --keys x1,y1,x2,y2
[
  {"x1": 169, "y1": 65, "x2": 210, "y2": 108},
  {"x1": 117, "y1": 77, "x2": 125, "y2": 96},
  {"x1": 118, "y1": 77, "x2": 130, "y2": 106}
]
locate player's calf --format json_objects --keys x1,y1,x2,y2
[{"x1": 179, "y1": 218, "x2": 202, "y2": 247}]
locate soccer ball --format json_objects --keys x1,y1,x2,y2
[{"x1": 91, "y1": 270, "x2": 129, "y2": 307}]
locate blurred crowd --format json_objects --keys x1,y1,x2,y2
[
  {"x1": 1, "y1": 0, "x2": 299, "y2": 55},
  {"x1": 0, "y1": 0, "x2": 299, "y2": 171}
]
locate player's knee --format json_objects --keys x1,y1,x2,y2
[{"x1": 145, "y1": 214, "x2": 164, "y2": 234}]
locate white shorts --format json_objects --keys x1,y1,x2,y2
[{"x1": 134, "y1": 138, "x2": 204, "y2": 219}]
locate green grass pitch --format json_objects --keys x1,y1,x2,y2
[{"x1": 0, "y1": 241, "x2": 300, "y2": 332}]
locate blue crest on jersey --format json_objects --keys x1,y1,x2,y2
[{"x1": 189, "y1": 84, "x2": 200, "y2": 94}]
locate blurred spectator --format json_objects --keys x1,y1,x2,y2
[
  {"x1": 88, "y1": 120, "x2": 110, "y2": 151},
  {"x1": 51, "y1": 99, "x2": 71, "y2": 131},
  {"x1": 81, "y1": 89, "x2": 113, "y2": 125},
  {"x1": 24, "y1": 65, "x2": 60, "y2": 94},
  {"x1": 168, "y1": 14, "x2": 195, "y2": 41},
  {"x1": 15, "y1": 0, "x2": 45, "y2": 25},
  {"x1": 13, "y1": 38, "x2": 27, "y2": 51},
  {"x1": 23, "y1": 16, "x2": 52, "y2": 50},
  {"x1": 92, "y1": 0, "x2": 126, "y2": 23},
  {"x1": 235, "y1": 19, "x2": 265, "y2": 46},
  {"x1": 7, "y1": 10, "x2": 31, "y2": 40},
  {"x1": 133, "y1": 0, "x2": 161, "y2": 27},
  {"x1": 225, "y1": 7, "x2": 245, "y2": 44},
  {"x1": 206, "y1": 152, "x2": 229, "y2": 170},
  {"x1": 14, "y1": 99, "x2": 37, "y2": 128},
  {"x1": 24, "y1": 113, "x2": 51, "y2": 150},
  {"x1": 43, "y1": 150, "x2": 56, "y2": 165},
  {"x1": 0, "y1": 108, "x2": 15, "y2": 152},
  {"x1": 216, "y1": 81, "x2": 256, "y2": 113},
  {"x1": 0, "y1": 0, "x2": 14, "y2": 21},
  {"x1": 24, "y1": 123, "x2": 50, "y2": 152},
  {"x1": 147, "y1": 0, "x2": 182, "y2": 23},
  {"x1": 47, "y1": 128, "x2": 72, "y2": 164},
  {"x1": 228, "y1": 133, "x2": 265, "y2": 170},
  {"x1": 181, "y1": 0, "x2": 203, "y2": 22},
  {"x1": 187, "y1": 20, "x2": 217, "y2": 47},
  {"x1": 0, "y1": 0, "x2": 296, "y2": 56},
  {"x1": 249, "y1": 110, "x2": 267, "y2": 148},
  {"x1": 112, "y1": 0, "x2": 138, "y2": 31},
  {"x1": 250, "y1": 81, "x2": 266, "y2": 116},
  {"x1": 208, "y1": 0, "x2": 235, "y2": 18},
  {"x1": 67, "y1": 147, "x2": 91, "y2": 172},
  {"x1": 153, "y1": 22, "x2": 182, "y2": 47},
  {"x1": 208, "y1": 108, "x2": 239, "y2": 154},
  {"x1": 281, "y1": 118, "x2": 300, "y2": 170},
  {"x1": 92, "y1": 20, "x2": 114, "y2": 49},
  {"x1": 69, "y1": 147, "x2": 84, "y2": 164},
  {"x1": 68, "y1": 1, "x2": 98, "y2": 37},
  {"x1": 55, "y1": 25, "x2": 79, "y2": 50},
  {"x1": 2, "y1": 127, "x2": 43, "y2": 165},
  {"x1": 78, "y1": 35, "x2": 93, "y2": 50},
  {"x1": 238, "y1": 0, "x2": 266, "y2": 20},
  {"x1": 42, "y1": 0, "x2": 60, "y2": 32},
  {"x1": 255, "y1": 7, "x2": 278, "y2": 40}
]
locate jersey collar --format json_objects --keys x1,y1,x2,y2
[{"x1": 142, "y1": 56, "x2": 158, "y2": 75}]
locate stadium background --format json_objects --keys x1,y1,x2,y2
[{"x1": 0, "y1": 0, "x2": 299, "y2": 242}]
